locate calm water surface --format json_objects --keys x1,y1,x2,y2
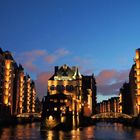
[{"x1": 1, "y1": 122, "x2": 140, "y2": 140}]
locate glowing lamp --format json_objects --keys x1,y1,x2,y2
[{"x1": 49, "y1": 115, "x2": 53, "y2": 121}]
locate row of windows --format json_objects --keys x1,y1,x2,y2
[
  {"x1": 50, "y1": 99, "x2": 67, "y2": 103},
  {"x1": 50, "y1": 85, "x2": 74, "y2": 92}
]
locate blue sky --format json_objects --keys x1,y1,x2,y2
[{"x1": 1, "y1": 0, "x2": 140, "y2": 102}]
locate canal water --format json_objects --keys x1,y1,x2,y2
[{"x1": 0, "y1": 122, "x2": 140, "y2": 140}]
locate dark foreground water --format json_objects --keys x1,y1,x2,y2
[{"x1": 1, "y1": 122, "x2": 140, "y2": 140}]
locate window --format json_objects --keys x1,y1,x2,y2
[
  {"x1": 60, "y1": 100, "x2": 63, "y2": 103},
  {"x1": 54, "y1": 107, "x2": 57, "y2": 111},
  {"x1": 66, "y1": 85, "x2": 74, "y2": 92},
  {"x1": 56, "y1": 85, "x2": 65, "y2": 92},
  {"x1": 54, "y1": 99, "x2": 57, "y2": 103},
  {"x1": 50, "y1": 85, "x2": 55, "y2": 90}
]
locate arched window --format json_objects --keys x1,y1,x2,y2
[
  {"x1": 66, "y1": 85, "x2": 74, "y2": 92},
  {"x1": 50, "y1": 85, "x2": 55, "y2": 90}
]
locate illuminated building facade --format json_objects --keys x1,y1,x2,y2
[
  {"x1": 17, "y1": 65, "x2": 25, "y2": 114},
  {"x1": 129, "y1": 48, "x2": 140, "y2": 116},
  {"x1": 30, "y1": 81, "x2": 36, "y2": 113},
  {"x1": 23, "y1": 75, "x2": 36, "y2": 114},
  {"x1": 98, "y1": 97, "x2": 119, "y2": 113},
  {"x1": 47, "y1": 65, "x2": 82, "y2": 117},
  {"x1": 26, "y1": 75, "x2": 31, "y2": 113},
  {"x1": 135, "y1": 49, "x2": 140, "y2": 114},
  {"x1": 42, "y1": 64, "x2": 97, "y2": 120},
  {"x1": 13, "y1": 64, "x2": 25, "y2": 115},
  {"x1": 0, "y1": 48, "x2": 36, "y2": 119},
  {"x1": 3, "y1": 51, "x2": 15, "y2": 116},
  {"x1": 82, "y1": 75, "x2": 97, "y2": 116},
  {"x1": 119, "y1": 82, "x2": 133, "y2": 115}
]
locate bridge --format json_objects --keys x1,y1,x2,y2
[
  {"x1": 17, "y1": 113, "x2": 41, "y2": 118},
  {"x1": 91, "y1": 112, "x2": 132, "y2": 119}
]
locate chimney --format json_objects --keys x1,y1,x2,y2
[{"x1": 55, "y1": 66, "x2": 59, "y2": 74}]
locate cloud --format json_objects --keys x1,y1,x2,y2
[
  {"x1": 45, "y1": 48, "x2": 70, "y2": 63},
  {"x1": 45, "y1": 55, "x2": 56, "y2": 63},
  {"x1": 83, "y1": 69, "x2": 95, "y2": 75},
  {"x1": 23, "y1": 60, "x2": 38, "y2": 73},
  {"x1": 35, "y1": 71, "x2": 53, "y2": 99},
  {"x1": 56, "y1": 48, "x2": 69, "y2": 56},
  {"x1": 73, "y1": 56, "x2": 95, "y2": 75},
  {"x1": 22, "y1": 50, "x2": 47, "y2": 57},
  {"x1": 16, "y1": 49, "x2": 47, "y2": 73},
  {"x1": 74, "y1": 57, "x2": 91, "y2": 65},
  {"x1": 96, "y1": 69, "x2": 129, "y2": 96},
  {"x1": 97, "y1": 81, "x2": 124, "y2": 96},
  {"x1": 16, "y1": 48, "x2": 70, "y2": 73},
  {"x1": 96, "y1": 70, "x2": 118, "y2": 85}
]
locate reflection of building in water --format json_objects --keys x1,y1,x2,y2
[{"x1": 42, "y1": 64, "x2": 97, "y2": 122}]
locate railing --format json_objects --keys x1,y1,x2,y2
[
  {"x1": 17, "y1": 113, "x2": 41, "y2": 118},
  {"x1": 92, "y1": 112, "x2": 132, "y2": 119}
]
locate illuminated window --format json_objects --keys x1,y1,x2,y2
[
  {"x1": 60, "y1": 100, "x2": 63, "y2": 103},
  {"x1": 64, "y1": 99, "x2": 67, "y2": 103},
  {"x1": 54, "y1": 107, "x2": 57, "y2": 111},
  {"x1": 54, "y1": 99, "x2": 57, "y2": 102}
]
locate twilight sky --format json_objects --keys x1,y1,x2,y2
[{"x1": 1, "y1": 0, "x2": 140, "y2": 102}]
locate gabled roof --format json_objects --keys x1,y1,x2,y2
[
  {"x1": 49, "y1": 64, "x2": 82, "y2": 80},
  {"x1": 4, "y1": 51, "x2": 14, "y2": 60}
]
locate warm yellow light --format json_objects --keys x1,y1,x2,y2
[
  {"x1": 20, "y1": 76, "x2": 24, "y2": 82},
  {"x1": 136, "y1": 61, "x2": 140, "y2": 68},
  {"x1": 137, "y1": 98, "x2": 140, "y2": 105},
  {"x1": 5, "y1": 83, "x2": 9, "y2": 89},
  {"x1": 136, "y1": 70, "x2": 140, "y2": 75},
  {"x1": 54, "y1": 107, "x2": 57, "y2": 111},
  {"x1": 65, "y1": 99, "x2": 67, "y2": 103},
  {"x1": 49, "y1": 115, "x2": 53, "y2": 121},
  {"x1": 4, "y1": 96, "x2": 8, "y2": 105},
  {"x1": 136, "y1": 50, "x2": 140, "y2": 59},
  {"x1": 119, "y1": 93, "x2": 122, "y2": 102},
  {"x1": 137, "y1": 83, "x2": 140, "y2": 89},
  {"x1": 5, "y1": 76, "x2": 10, "y2": 81},
  {"x1": 5, "y1": 61, "x2": 11, "y2": 69},
  {"x1": 5, "y1": 90, "x2": 9, "y2": 96},
  {"x1": 5, "y1": 70, "x2": 10, "y2": 76},
  {"x1": 19, "y1": 103, "x2": 22, "y2": 107},
  {"x1": 137, "y1": 76, "x2": 140, "y2": 82},
  {"x1": 61, "y1": 116, "x2": 65, "y2": 123},
  {"x1": 137, "y1": 89, "x2": 140, "y2": 95}
]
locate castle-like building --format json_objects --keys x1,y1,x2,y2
[{"x1": 42, "y1": 64, "x2": 97, "y2": 121}]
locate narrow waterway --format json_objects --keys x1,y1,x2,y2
[{"x1": 0, "y1": 122, "x2": 140, "y2": 140}]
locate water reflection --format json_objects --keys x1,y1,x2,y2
[{"x1": 1, "y1": 122, "x2": 140, "y2": 140}]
